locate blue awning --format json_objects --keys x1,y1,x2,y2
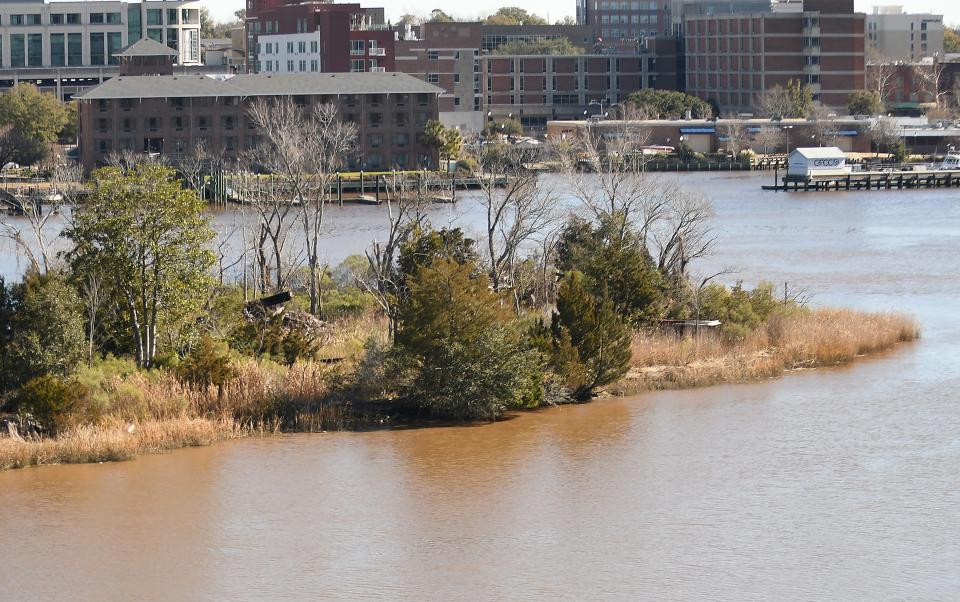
[
  {"x1": 837, "y1": 130, "x2": 860, "y2": 137},
  {"x1": 680, "y1": 127, "x2": 716, "y2": 134}
]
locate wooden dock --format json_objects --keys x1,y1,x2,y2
[{"x1": 764, "y1": 169, "x2": 960, "y2": 192}]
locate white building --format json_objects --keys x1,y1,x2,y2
[
  {"x1": 867, "y1": 6, "x2": 944, "y2": 61},
  {"x1": 0, "y1": 0, "x2": 202, "y2": 70},
  {"x1": 256, "y1": 32, "x2": 322, "y2": 74}
]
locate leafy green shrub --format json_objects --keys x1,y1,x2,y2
[
  {"x1": 698, "y1": 281, "x2": 785, "y2": 341},
  {"x1": 391, "y1": 259, "x2": 544, "y2": 420},
  {"x1": 0, "y1": 272, "x2": 86, "y2": 390},
  {"x1": 177, "y1": 336, "x2": 238, "y2": 392},
  {"x1": 11, "y1": 374, "x2": 95, "y2": 435}
]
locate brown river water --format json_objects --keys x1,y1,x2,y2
[{"x1": 1, "y1": 173, "x2": 959, "y2": 600}]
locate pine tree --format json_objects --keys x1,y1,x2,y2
[{"x1": 552, "y1": 271, "x2": 632, "y2": 399}]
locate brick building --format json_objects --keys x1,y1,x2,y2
[
  {"x1": 394, "y1": 22, "x2": 658, "y2": 133},
  {"x1": 245, "y1": 0, "x2": 393, "y2": 73},
  {"x1": 683, "y1": 0, "x2": 865, "y2": 114},
  {"x1": 76, "y1": 62, "x2": 443, "y2": 171},
  {"x1": 480, "y1": 54, "x2": 654, "y2": 130}
]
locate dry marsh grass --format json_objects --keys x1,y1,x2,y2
[
  {"x1": 0, "y1": 416, "x2": 242, "y2": 471},
  {"x1": 615, "y1": 308, "x2": 920, "y2": 395},
  {"x1": 0, "y1": 356, "x2": 375, "y2": 472}
]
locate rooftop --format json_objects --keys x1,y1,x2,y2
[
  {"x1": 76, "y1": 72, "x2": 445, "y2": 100},
  {"x1": 115, "y1": 37, "x2": 179, "y2": 58}
]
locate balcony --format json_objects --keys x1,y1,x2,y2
[
  {"x1": 369, "y1": 47, "x2": 386, "y2": 57},
  {"x1": 370, "y1": 66, "x2": 386, "y2": 73},
  {"x1": 803, "y1": 63, "x2": 820, "y2": 74}
]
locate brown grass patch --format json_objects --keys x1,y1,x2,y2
[
  {"x1": 615, "y1": 308, "x2": 920, "y2": 395},
  {"x1": 0, "y1": 416, "x2": 242, "y2": 471}
]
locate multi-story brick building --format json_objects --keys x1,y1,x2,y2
[
  {"x1": 76, "y1": 51, "x2": 443, "y2": 171},
  {"x1": 480, "y1": 54, "x2": 655, "y2": 129},
  {"x1": 245, "y1": 0, "x2": 393, "y2": 74},
  {"x1": 0, "y1": 0, "x2": 201, "y2": 99},
  {"x1": 683, "y1": 0, "x2": 865, "y2": 114},
  {"x1": 394, "y1": 22, "x2": 658, "y2": 133}
]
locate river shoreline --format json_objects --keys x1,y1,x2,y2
[{"x1": 0, "y1": 307, "x2": 919, "y2": 472}]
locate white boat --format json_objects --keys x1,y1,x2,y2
[{"x1": 937, "y1": 153, "x2": 960, "y2": 170}]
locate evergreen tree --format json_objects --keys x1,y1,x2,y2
[
  {"x1": 550, "y1": 271, "x2": 632, "y2": 399},
  {"x1": 558, "y1": 214, "x2": 666, "y2": 327},
  {"x1": 0, "y1": 273, "x2": 85, "y2": 391},
  {"x1": 392, "y1": 260, "x2": 543, "y2": 420}
]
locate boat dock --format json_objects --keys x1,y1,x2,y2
[{"x1": 763, "y1": 169, "x2": 960, "y2": 192}]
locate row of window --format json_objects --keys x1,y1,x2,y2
[
  {"x1": 260, "y1": 59, "x2": 321, "y2": 72},
  {"x1": 350, "y1": 40, "x2": 385, "y2": 55},
  {"x1": 598, "y1": 27, "x2": 665, "y2": 38},
  {"x1": 96, "y1": 115, "x2": 247, "y2": 133},
  {"x1": 3, "y1": 9, "x2": 186, "y2": 27},
  {"x1": 600, "y1": 14, "x2": 657, "y2": 24},
  {"x1": 592, "y1": 1, "x2": 661, "y2": 10},
  {"x1": 0, "y1": 32, "x2": 122, "y2": 67},
  {"x1": 259, "y1": 40, "x2": 320, "y2": 55},
  {"x1": 96, "y1": 94, "x2": 434, "y2": 111}
]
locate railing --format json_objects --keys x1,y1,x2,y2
[{"x1": 368, "y1": 47, "x2": 386, "y2": 56}]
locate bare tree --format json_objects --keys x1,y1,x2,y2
[
  {"x1": 555, "y1": 119, "x2": 667, "y2": 244},
  {"x1": 755, "y1": 86, "x2": 792, "y2": 120},
  {"x1": 472, "y1": 143, "x2": 557, "y2": 293},
  {"x1": 913, "y1": 60, "x2": 949, "y2": 109},
  {"x1": 718, "y1": 116, "x2": 747, "y2": 155},
  {"x1": 359, "y1": 173, "x2": 428, "y2": 338},
  {"x1": 869, "y1": 116, "x2": 900, "y2": 157},
  {"x1": 246, "y1": 98, "x2": 357, "y2": 315},
  {"x1": 753, "y1": 125, "x2": 786, "y2": 155},
  {"x1": 809, "y1": 105, "x2": 840, "y2": 147},
  {"x1": 79, "y1": 270, "x2": 104, "y2": 365},
  {"x1": 556, "y1": 120, "x2": 718, "y2": 281},
  {"x1": 0, "y1": 158, "x2": 82, "y2": 273},
  {"x1": 651, "y1": 190, "x2": 717, "y2": 279},
  {"x1": 866, "y1": 49, "x2": 899, "y2": 107}
]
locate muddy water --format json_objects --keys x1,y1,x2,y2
[{"x1": 2, "y1": 173, "x2": 960, "y2": 600}]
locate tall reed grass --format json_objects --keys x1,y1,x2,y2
[{"x1": 615, "y1": 308, "x2": 920, "y2": 395}]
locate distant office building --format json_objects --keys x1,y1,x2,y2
[
  {"x1": 576, "y1": 0, "x2": 671, "y2": 41},
  {"x1": 866, "y1": 6, "x2": 944, "y2": 61},
  {"x1": 245, "y1": 0, "x2": 393, "y2": 74},
  {"x1": 0, "y1": 0, "x2": 201, "y2": 100},
  {"x1": 0, "y1": 0, "x2": 201, "y2": 68},
  {"x1": 683, "y1": 0, "x2": 865, "y2": 114},
  {"x1": 394, "y1": 22, "x2": 655, "y2": 132}
]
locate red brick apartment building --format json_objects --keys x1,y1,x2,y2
[
  {"x1": 76, "y1": 69, "x2": 443, "y2": 172},
  {"x1": 395, "y1": 22, "x2": 659, "y2": 132},
  {"x1": 244, "y1": 0, "x2": 394, "y2": 73},
  {"x1": 683, "y1": 0, "x2": 865, "y2": 114}
]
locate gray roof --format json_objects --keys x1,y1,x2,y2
[
  {"x1": 76, "y1": 72, "x2": 445, "y2": 100},
  {"x1": 115, "y1": 37, "x2": 179, "y2": 58}
]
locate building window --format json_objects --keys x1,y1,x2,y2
[{"x1": 351, "y1": 40, "x2": 365, "y2": 55}]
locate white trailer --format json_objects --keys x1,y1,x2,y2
[{"x1": 787, "y1": 147, "x2": 851, "y2": 181}]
